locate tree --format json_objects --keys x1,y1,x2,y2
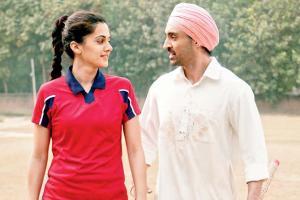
[
  {"x1": 0, "y1": 0, "x2": 298, "y2": 102},
  {"x1": 0, "y1": 67, "x2": 10, "y2": 93},
  {"x1": 219, "y1": 0, "x2": 300, "y2": 102},
  {"x1": 0, "y1": 0, "x2": 104, "y2": 92}
]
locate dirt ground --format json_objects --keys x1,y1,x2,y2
[{"x1": 0, "y1": 114, "x2": 299, "y2": 200}]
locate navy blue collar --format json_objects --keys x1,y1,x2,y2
[{"x1": 66, "y1": 66, "x2": 106, "y2": 95}]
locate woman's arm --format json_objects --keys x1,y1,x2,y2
[
  {"x1": 27, "y1": 124, "x2": 50, "y2": 200},
  {"x1": 123, "y1": 116, "x2": 147, "y2": 200}
]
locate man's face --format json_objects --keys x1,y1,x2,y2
[{"x1": 163, "y1": 24, "x2": 194, "y2": 66}]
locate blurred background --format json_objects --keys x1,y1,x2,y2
[{"x1": 0, "y1": 0, "x2": 299, "y2": 199}]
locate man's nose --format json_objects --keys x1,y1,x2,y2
[{"x1": 163, "y1": 38, "x2": 171, "y2": 49}]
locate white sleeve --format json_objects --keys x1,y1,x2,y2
[
  {"x1": 140, "y1": 85, "x2": 160, "y2": 165},
  {"x1": 229, "y1": 84, "x2": 269, "y2": 182}
]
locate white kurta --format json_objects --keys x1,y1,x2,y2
[{"x1": 140, "y1": 58, "x2": 269, "y2": 200}]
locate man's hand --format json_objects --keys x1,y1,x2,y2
[{"x1": 247, "y1": 180, "x2": 264, "y2": 200}]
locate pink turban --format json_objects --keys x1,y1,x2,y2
[{"x1": 166, "y1": 3, "x2": 219, "y2": 51}]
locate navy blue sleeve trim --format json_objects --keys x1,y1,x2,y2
[
  {"x1": 39, "y1": 95, "x2": 55, "y2": 127},
  {"x1": 119, "y1": 89, "x2": 136, "y2": 120}
]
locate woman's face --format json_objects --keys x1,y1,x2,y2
[{"x1": 77, "y1": 23, "x2": 113, "y2": 68}]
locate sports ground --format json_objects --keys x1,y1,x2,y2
[{"x1": 0, "y1": 114, "x2": 299, "y2": 199}]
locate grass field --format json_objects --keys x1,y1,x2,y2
[{"x1": 0, "y1": 114, "x2": 299, "y2": 200}]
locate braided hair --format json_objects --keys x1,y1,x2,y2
[{"x1": 50, "y1": 11, "x2": 106, "y2": 80}]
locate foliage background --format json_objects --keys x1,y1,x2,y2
[{"x1": 0, "y1": 0, "x2": 299, "y2": 102}]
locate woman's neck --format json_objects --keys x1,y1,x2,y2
[{"x1": 72, "y1": 60, "x2": 98, "y2": 92}]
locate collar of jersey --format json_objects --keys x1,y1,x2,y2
[{"x1": 66, "y1": 66, "x2": 106, "y2": 95}]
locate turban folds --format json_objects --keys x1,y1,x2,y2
[{"x1": 166, "y1": 3, "x2": 219, "y2": 51}]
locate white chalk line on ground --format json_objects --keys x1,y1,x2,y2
[{"x1": 0, "y1": 131, "x2": 32, "y2": 138}]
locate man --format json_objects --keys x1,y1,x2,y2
[{"x1": 140, "y1": 3, "x2": 269, "y2": 200}]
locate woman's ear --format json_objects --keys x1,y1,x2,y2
[{"x1": 70, "y1": 41, "x2": 82, "y2": 55}]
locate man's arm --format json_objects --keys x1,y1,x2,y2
[
  {"x1": 140, "y1": 85, "x2": 160, "y2": 166},
  {"x1": 228, "y1": 83, "x2": 269, "y2": 199},
  {"x1": 140, "y1": 84, "x2": 160, "y2": 194}
]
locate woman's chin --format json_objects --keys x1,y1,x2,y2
[{"x1": 98, "y1": 63, "x2": 109, "y2": 68}]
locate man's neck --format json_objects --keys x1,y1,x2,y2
[{"x1": 182, "y1": 56, "x2": 211, "y2": 84}]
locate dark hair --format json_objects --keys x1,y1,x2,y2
[
  {"x1": 50, "y1": 11, "x2": 106, "y2": 80},
  {"x1": 187, "y1": 35, "x2": 212, "y2": 56},
  {"x1": 202, "y1": 46, "x2": 211, "y2": 56}
]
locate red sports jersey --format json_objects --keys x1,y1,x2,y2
[{"x1": 32, "y1": 67, "x2": 141, "y2": 200}]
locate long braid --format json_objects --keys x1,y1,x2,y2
[
  {"x1": 49, "y1": 11, "x2": 106, "y2": 80},
  {"x1": 50, "y1": 15, "x2": 68, "y2": 80}
]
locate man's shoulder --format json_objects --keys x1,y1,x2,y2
[
  {"x1": 218, "y1": 65, "x2": 253, "y2": 97},
  {"x1": 154, "y1": 67, "x2": 179, "y2": 84},
  {"x1": 219, "y1": 65, "x2": 248, "y2": 86},
  {"x1": 147, "y1": 68, "x2": 179, "y2": 94}
]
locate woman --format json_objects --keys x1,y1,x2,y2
[{"x1": 28, "y1": 11, "x2": 146, "y2": 200}]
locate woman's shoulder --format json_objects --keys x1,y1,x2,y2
[
  {"x1": 38, "y1": 76, "x2": 66, "y2": 93},
  {"x1": 104, "y1": 74, "x2": 132, "y2": 87}
]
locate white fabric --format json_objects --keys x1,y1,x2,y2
[{"x1": 140, "y1": 57, "x2": 269, "y2": 200}]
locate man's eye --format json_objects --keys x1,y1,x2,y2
[{"x1": 97, "y1": 40, "x2": 104, "y2": 44}]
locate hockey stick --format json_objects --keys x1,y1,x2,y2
[{"x1": 259, "y1": 160, "x2": 280, "y2": 199}]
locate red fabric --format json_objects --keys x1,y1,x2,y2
[{"x1": 32, "y1": 74, "x2": 140, "y2": 199}]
